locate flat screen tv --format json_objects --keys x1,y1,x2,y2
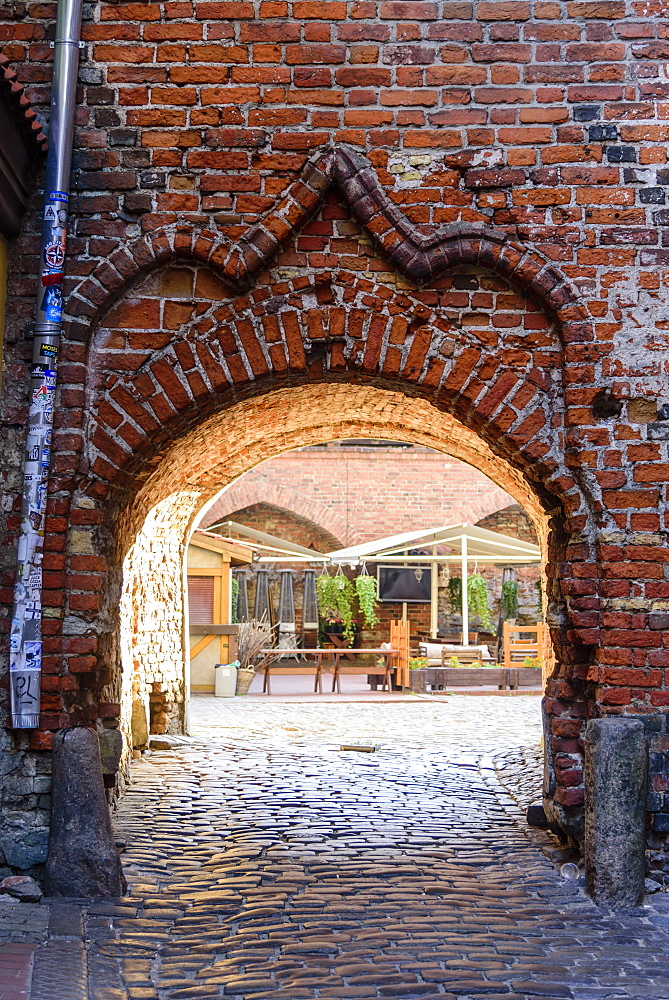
[{"x1": 377, "y1": 565, "x2": 431, "y2": 603}]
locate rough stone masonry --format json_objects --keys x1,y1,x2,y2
[{"x1": 2, "y1": 0, "x2": 669, "y2": 878}]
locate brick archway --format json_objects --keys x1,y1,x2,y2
[
  {"x1": 35, "y1": 171, "x2": 618, "y2": 843},
  {"x1": 76, "y1": 266, "x2": 576, "y2": 512}
]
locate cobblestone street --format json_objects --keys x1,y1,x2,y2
[
  {"x1": 78, "y1": 695, "x2": 669, "y2": 1000},
  {"x1": 3, "y1": 696, "x2": 669, "y2": 998}
]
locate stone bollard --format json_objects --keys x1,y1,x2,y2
[
  {"x1": 44, "y1": 727, "x2": 126, "y2": 898},
  {"x1": 585, "y1": 718, "x2": 647, "y2": 908}
]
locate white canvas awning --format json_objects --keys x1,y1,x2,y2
[
  {"x1": 328, "y1": 523, "x2": 541, "y2": 643},
  {"x1": 328, "y1": 522, "x2": 540, "y2": 566},
  {"x1": 207, "y1": 519, "x2": 329, "y2": 562}
]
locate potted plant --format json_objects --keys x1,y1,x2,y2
[
  {"x1": 354, "y1": 571, "x2": 379, "y2": 630},
  {"x1": 447, "y1": 576, "x2": 462, "y2": 615},
  {"x1": 467, "y1": 572, "x2": 492, "y2": 631},
  {"x1": 317, "y1": 572, "x2": 355, "y2": 642},
  {"x1": 500, "y1": 579, "x2": 519, "y2": 620},
  {"x1": 235, "y1": 618, "x2": 278, "y2": 695}
]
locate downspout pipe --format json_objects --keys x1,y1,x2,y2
[{"x1": 9, "y1": 0, "x2": 84, "y2": 728}]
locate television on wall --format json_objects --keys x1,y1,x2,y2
[{"x1": 377, "y1": 565, "x2": 431, "y2": 603}]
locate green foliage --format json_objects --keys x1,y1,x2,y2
[
  {"x1": 524, "y1": 656, "x2": 542, "y2": 669},
  {"x1": 467, "y1": 573, "x2": 492, "y2": 630},
  {"x1": 448, "y1": 656, "x2": 460, "y2": 669},
  {"x1": 231, "y1": 577, "x2": 239, "y2": 624},
  {"x1": 316, "y1": 572, "x2": 355, "y2": 641},
  {"x1": 409, "y1": 656, "x2": 429, "y2": 670},
  {"x1": 355, "y1": 573, "x2": 379, "y2": 629},
  {"x1": 500, "y1": 579, "x2": 519, "y2": 620},
  {"x1": 447, "y1": 576, "x2": 462, "y2": 613}
]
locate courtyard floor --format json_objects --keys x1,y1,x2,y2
[{"x1": 3, "y1": 694, "x2": 669, "y2": 999}]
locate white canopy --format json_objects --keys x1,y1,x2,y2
[
  {"x1": 328, "y1": 522, "x2": 540, "y2": 566},
  {"x1": 208, "y1": 519, "x2": 329, "y2": 562},
  {"x1": 329, "y1": 523, "x2": 541, "y2": 643}
]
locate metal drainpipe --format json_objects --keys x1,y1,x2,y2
[{"x1": 9, "y1": 0, "x2": 84, "y2": 728}]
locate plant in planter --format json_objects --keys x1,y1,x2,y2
[
  {"x1": 447, "y1": 576, "x2": 462, "y2": 615},
  {"x1": 235, "y1": 618, "x2": 279, "y2": 695},
  {"x1": 448, "y1": 655, "x2": 461, "y2": 669},
  {"x1": 467, "y1": 573, "x2": 492, "y2": 630},
  {"x1": 316, "y1": 572, "x2": 355, "y2": 641},
  {"x1": 231, "y1": 576, "x2": 239, "y2": 625},
  {"x1": 523, "y1": 655, "x2": 542, "y2": 669},
  {"x1": 500, "y1": 579, "x2": 519, "y2": 620},
  {"x1": 355, "y1": 572, "x2": 379, "y2": 630},
  {"x1": 409, "y1": 656, "x2": 429, "y2": 670}
]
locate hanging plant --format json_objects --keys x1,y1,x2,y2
[
  {"x1": 467, "y1": 573, "x2": 492, "y2": 630},
  {"x1": 231, "y1": 576, "x2": 239, "y2": 624},
  {"x1": 355, "y1": 573, "x2": 379, "y2": 629},
  {"x1": 447, "y1": 576, "x2": 462, "y2": 614},
  {"x1": 500, "y1": 580, "x2": 519, "y2": 620},
  {"x1": 316, "y1": 572, "x2": 355, "y2": 641},
  {"x1": 535, "y1": 579, "x2": 543, "y2": 616}
]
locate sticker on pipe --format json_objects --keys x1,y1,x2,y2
[
  {"x1": 38, "y1": 343, "x2": 59, "y2": 361},
  {"x1": 41, "y1": 285, "x2": 62, "y2": 323},
  {"x1": 44, "y1": 205, "x2": 67, "y2": 224},
  {"x1": 32, "y1": 384, "x2": 55, "y2": 408},
  {"x1": 10, "y1": 619, "x2": 22, "y2": 653},
  {"x1": 44, "y1": 240, "x2": 65, "y2": 270}
]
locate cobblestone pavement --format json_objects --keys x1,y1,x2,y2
[
  {"x1": 77, "y1": 695, "x2": 669, "y2": 1000},
  {"x1": 0, "y1": 895, "x2": 49, "y2": 1000}
]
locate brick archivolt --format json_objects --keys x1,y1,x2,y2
[
  {"x1": 81, "y1": 265, "x2": 573, "y2": 525},
  {"x1": 67, "y1": 147, "x2": 591, "y2": 340}
]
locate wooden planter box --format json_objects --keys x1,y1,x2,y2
[{"x1": 409, "y1": 666, "x2": 542, "y2": 693}]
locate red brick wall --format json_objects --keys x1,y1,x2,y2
[
  {"x1": 205, "y1": 441, "x2": 516, "y2": 546},
  {"x1": 228, "y1": 501, "x2": 342, "y2": 550},
  {"x1": 478, "y1": 502, "x2": 539, "y2": 545},
  {"x1": 1, "y1": 0, "x2": 669, "y2": 853}
]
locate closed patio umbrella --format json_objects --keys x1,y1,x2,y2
[
  {"x1": 302, "y1": 569, "x2": 319, "y2": 630},
  {"x1": 234, "y1": 569, "x2": 249, "y2": 623},
  {"x1": 254, "y1": 568, "x2": 272, "y2": 624}
]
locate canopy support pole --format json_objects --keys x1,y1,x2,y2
[
  {"x1": 461, "y1": 534, "x2": 468, "y2": 645},
  {"x1": 430, "y1": 544, "x2": 438, "y2": 639}
]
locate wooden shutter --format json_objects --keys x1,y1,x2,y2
[{"x1": 188, "y1": 576, "x2": 214, "y2": 624}]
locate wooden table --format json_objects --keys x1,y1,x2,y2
[{"x1": 259, "y1": 648, "x2": 398, "y2": 695}]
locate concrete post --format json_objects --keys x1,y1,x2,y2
[
  {"x1": 585, "y1": 718, "x2": 647, "y2": 908},
  {"x1": 45, "y1": 728, "x2": 126, "y2": 898}
]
